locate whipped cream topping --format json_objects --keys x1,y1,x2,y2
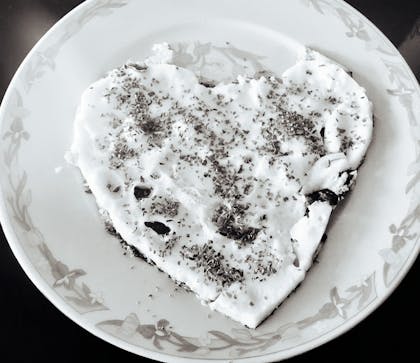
[{"x1": 68, "y1": 44, "x2": 372, "y2": 328}]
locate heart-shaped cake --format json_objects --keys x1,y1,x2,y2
[{"x1": 68, "y1": 44, "x2": 373, "y2": 328}]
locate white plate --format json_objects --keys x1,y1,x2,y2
[{"x1": 0, "y1": 0, "x2": 418, "y2": 361}]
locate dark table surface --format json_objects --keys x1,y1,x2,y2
[{"x1": 0, "y1": 1, "x2": 419, "y2": 362}]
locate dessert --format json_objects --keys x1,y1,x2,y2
[{"x1": 67, "y1": 44, "x2": 373, "y2": 328}]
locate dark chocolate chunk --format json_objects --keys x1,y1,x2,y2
[
  {"x1": 340, "y1": 169, "x2": 356, "y2": 187},
  {"x1": 198, "y1": 79, "x2": 216, "y2": 88},
  {"x1": 144, "y1": 221, "x2": 171, "y2": 235},
  {"x1": 306, "y1": 189, "x2": 338, "y2": 206},
  {"x1": 134, "y1": 186, "x2": 152, "y2": 200}
]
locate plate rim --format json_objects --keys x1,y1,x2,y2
[{"x1": 0, "y1": 0, "x2": 418, "y2": 362}]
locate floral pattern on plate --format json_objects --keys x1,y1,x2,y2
[{"x1": 97, "y1": 274, "x2": 377, "y2": 356}]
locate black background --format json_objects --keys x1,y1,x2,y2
[{"x1": 0, "y1": 1, "x2": 418, "y2": 362}]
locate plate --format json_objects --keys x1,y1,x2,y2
[{"x1": 0, "y1": 0, "x2": 418, "y2": 361}]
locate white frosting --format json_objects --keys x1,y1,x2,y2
[{"x1": 68, "y1": 44, "x2": 373, "y2": 328}]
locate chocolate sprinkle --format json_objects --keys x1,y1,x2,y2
[
  {"x1": 212, "y1": 203, "x2": 260, "y2": 245},
  {"x1": 180, "y1": 243, "x2": 244, "y2": 286}
]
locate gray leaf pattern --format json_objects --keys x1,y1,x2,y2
[
  {"x1": 381, "y1": 205, "x2": 420, "y2": 287},
  {"x1": 97, "y1": 273, "x2": 377, "y2": 356},
  {"x1": 23, "y1": 0, "x2": 128, "y2": 91},
  {"x1": 301, "y1": 0, "x2": 328, "y2": 14},
  {"x1": 1, "y1": 0, "x2": 121, "y2": 315},
  {"x1": 171, "y1": 41, "x2": 266, "y2": 83},
  {"x1": 2, "y1": 107, "x2": 108, "y2": 312}
]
